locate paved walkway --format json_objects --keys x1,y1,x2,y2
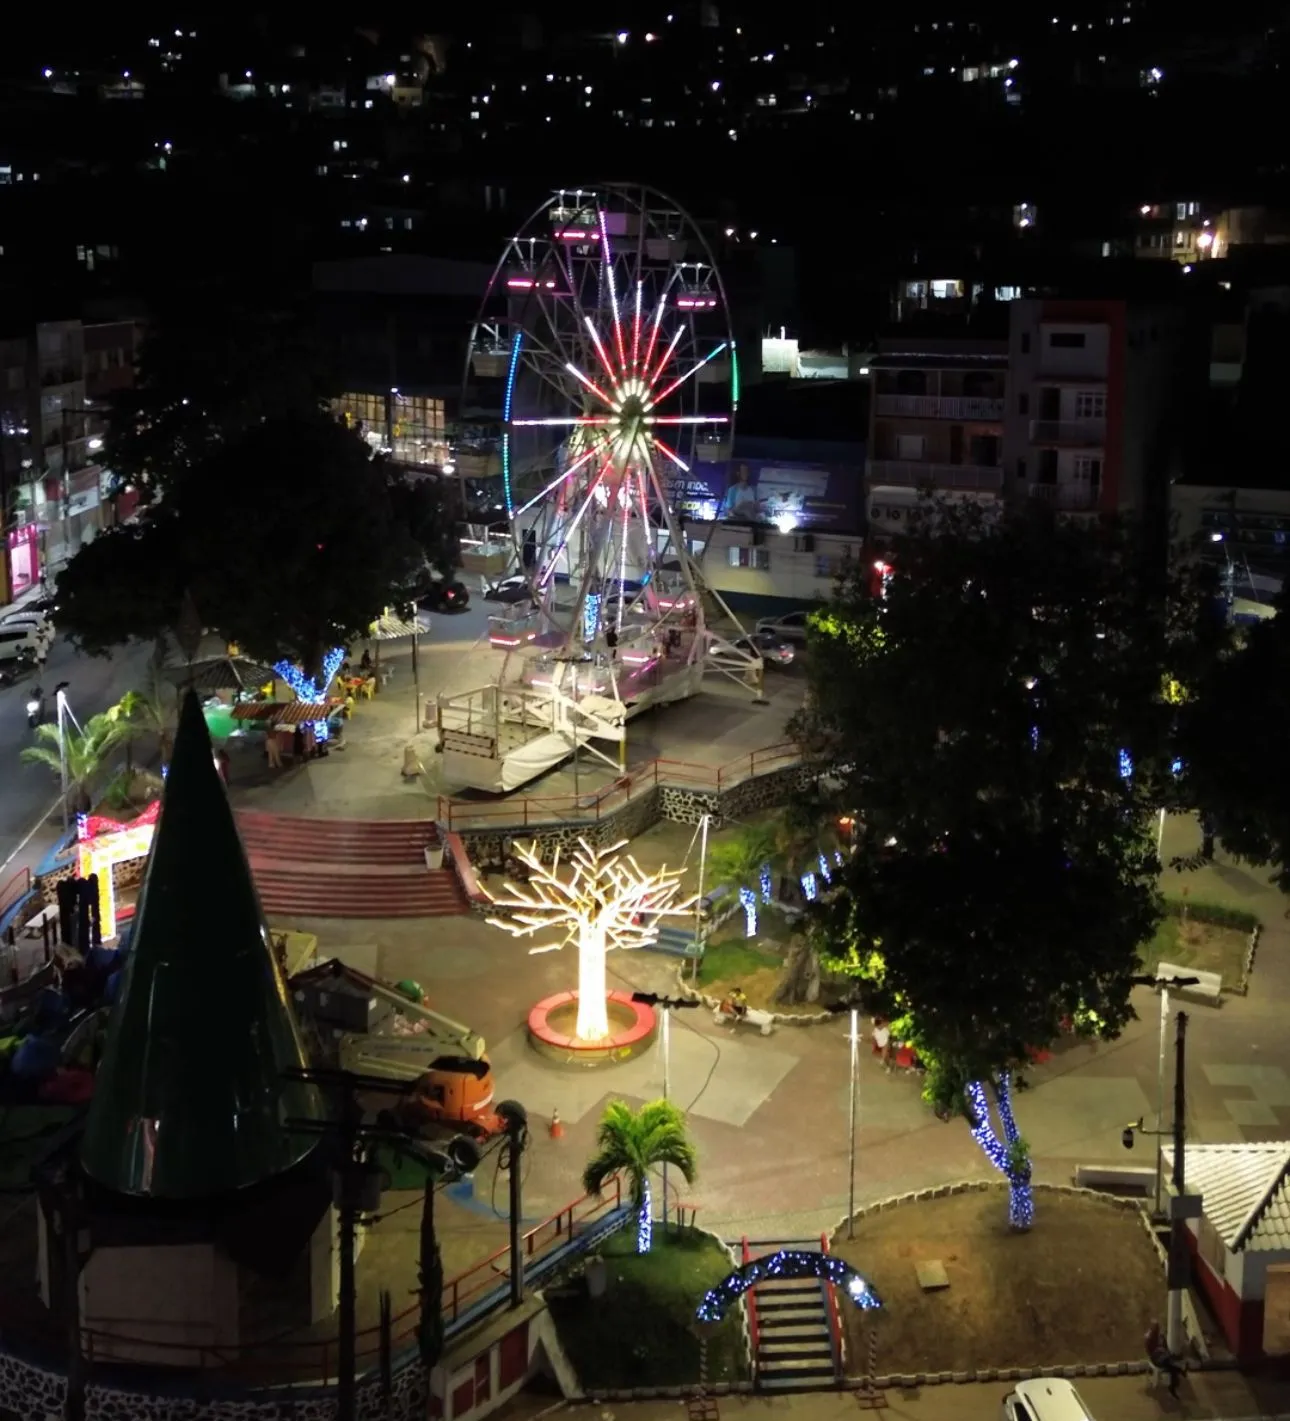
[
  {"x1": 226, "y1": 605, "x2": 802, "y2": 822},
  {"x1": 509, "y1": 1371, "x2": 1290, "y2": 1420}
]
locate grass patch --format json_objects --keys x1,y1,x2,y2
[
  {"x1": 1138, "y1": 911, "x2": 1252, "y2": 988},
  {"x1": 547, "y1": 1224, "x2": 747, "y2": 1389},
  {"x1": 697, "y1": 936, "x2": 781, "y2": 986}
]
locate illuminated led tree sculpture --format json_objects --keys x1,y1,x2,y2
[{"x1": 486, "y1": 838, "x2": 695, "y2": 1042}]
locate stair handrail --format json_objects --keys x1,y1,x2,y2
[
  {"x1": 819, "y1": 1232, "x2": 845, "y2": 1379},
  {"x1": 741, "y1": 1234, "x2": 760, "y2": 1383}
]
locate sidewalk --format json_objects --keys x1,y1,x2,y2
[{"x1": 514, "y1": 1370, "x2": 1290, "y2": 1421}]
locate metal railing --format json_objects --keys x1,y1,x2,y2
[
  {"x1": 742, "y1": 1236, "x2": 760, "y2": 1372},
  {"x1": 875, "y1": 394, "x2": 1004, "y2": 421},
  {"x1": 0, "y1": 867, "x2": 32, "y2": 926},
  {"x1": 1028, "y1": 418, "x2": 1106, "y2": 446},
  {"x1": 866, "y1": 460, "x2": 1004, "y2": 492},
  {"x1": 820, "y1": 1233, "x2": 844, "y2": 1378},
  {"x1": 435, "y1": 740, "x2": 801, "y2": 833},
  {"x1": 7, "y1": 1177, "x2": 626, "y2": 1387}
]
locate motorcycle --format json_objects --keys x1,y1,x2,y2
[{"x1": 27, "y1": 687, "x2": 46, "y2": 728}]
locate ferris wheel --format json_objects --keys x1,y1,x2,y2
[{"x1": 465, "y1": 184, "x2": 759, "y2": 698}]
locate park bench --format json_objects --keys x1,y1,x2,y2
[
  {"x1": 1073, "y1": 1164, "x2": 1157, "y2": 1193},
  {"x1": 1156, "y1": 961, "x2": 1224, "y2": 1005}
]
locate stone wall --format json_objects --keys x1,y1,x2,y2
[
  {"x1": 455, "y1": 761, "x2": 814, "y2": 876},
  {"x1": 0, "y1": 1343, "x2": 427, "y2": 1421}
]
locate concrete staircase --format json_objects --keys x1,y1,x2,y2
[
  {"x1": 742, "y1": 1237, "x2": 841, "y2": 1391},
  {"x1": 236, "y1": 813, "x2": 467, "y2": 919}
]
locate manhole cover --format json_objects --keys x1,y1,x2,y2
[{"x1": 915, "y1": 1259, "x2": 950, "y2": 1291}]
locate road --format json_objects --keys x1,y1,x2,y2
[{"x1": 0, "y1": 635, "x2": 152, "y2": 871}]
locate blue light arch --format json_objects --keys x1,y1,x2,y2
[{"x1": 696, "y1": 1249, "x2": 882, "y2": 1324}]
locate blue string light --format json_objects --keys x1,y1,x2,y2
[
  {"x1": 1030, "y1": 724, "x2": 1040, "y2": 751},
  {"x1": 1118, "y1": 748, "x2": 1134, "y2": 780},
  {"x1": 759, "y1": 863, "x2": 772, "y2": 904},
  {"x1": 738, "y1": 886, "x2": 757, "y2": 938},
  {"x1": 502, "y1": 331, "x2": 523, "y2": 517},
  {"x1": 965, "y1": 1075, "x2": 1033, "y2": 1229},
  {"x1": 696, "y1": 1249, "x2": 881, "y2": 1324},
  {"x1": 273, "y1": 648, "x2": 345, "y2": 742},
  {"x1": 801, "y1": 872, "x2": 817, "y2": 902},
  {"x1": 583, "y1": 592, "x2": 602, "y2": 643},
  {"x1": 636, "y1": 1175, "x2": 653, "y2": 1254},
  {"x1": 834, "y1": 850, "x2": 844, "y2": 867},
  {"x1": 1171, "y1": 757, "x2": 1183, "y2": 777},
  {"x1": 818, "y1": 852, "x2": 832, "y2": 884}
]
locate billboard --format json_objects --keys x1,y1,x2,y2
[{"x1": 664, "y1": 459, "x2": 861, "y2": 533}]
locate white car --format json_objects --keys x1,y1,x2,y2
[
  {"x1": 0, "y1": 611, "x2": 54, "y2": 648},
  {"x1": 754, "y1": 609, "x2": 813, "y2": 644},
  {"x1": 1000, "y1": 1377, "x2": 1097, "y2": 1421}
]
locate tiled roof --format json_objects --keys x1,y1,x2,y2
[{"x1": 1163, "y1": 1142, "x2": 1290, "y2": 1253}]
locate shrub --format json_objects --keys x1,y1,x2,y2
[{"x1": 1164, "y1": 899, "x2": 1259, "y2": 933}]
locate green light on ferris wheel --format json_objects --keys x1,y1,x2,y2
[{"x1": 730, "y1": 342, "x2": 740, "y2": 409}]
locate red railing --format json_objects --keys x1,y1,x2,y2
[
  {"x1": 436, "y1": 740, "x2": 801, "y2": 833},
  {"x1": 741, "y1": 1235, "x2": 760, "y2": 1369},
  {"x1": 0, "y1": 866, "x2": 32, "y2": 925},
  {"x1": 819, "y1": 1233, "x2": 844, "y2": 1378},
  {"x1": 23, "y1": 1178, "x2": 625, "y2": 1387}
]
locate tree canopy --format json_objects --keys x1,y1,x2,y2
[
  {"x1": 56, "y1": 412, "x2": 457, "y2": 677},
  {"x1": 794, "y1": 502, "x2": 1220, "y2": 1111},
  {"x1": 1178, "y1": 583, "x2": 1290, "y2": 888}
]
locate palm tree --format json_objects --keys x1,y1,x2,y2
[
  {"x1": 21, "y1": 714, "x2": 128, "y2": 815},
  {"x1": 582, "y1": 1099, "x2": 697, "y2": 1253},
  {"x1": 109, "y1": 672, "x2": 178, "y2": 770},
  {"x1": 707, "y1": 822, "x2": 778, "y2": 935}
]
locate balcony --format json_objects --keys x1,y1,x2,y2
[
  {"x1": 867, "y1": 460, "x2": 1004, "y2": 492},
  {"x1": 875, "y1": 394, "x2": 1005, "y2": 421},
  {"x1": 1029, "y1": 419, "x2": 1106, "y2": 447},
  {"x1": 1029, "y1": 483, "x2": 1099, "y2": 511}
]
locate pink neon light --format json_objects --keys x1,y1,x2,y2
[
  {"x1": 648, "y1": 415, "x2": 731, "y2": 425},
  {"x1": 566, "y1": 363, "x2": 617, "y2": 409},
  {"x1": 676, "y1": 297, "x2": 718, "y2": 308},
  {"x1": 648, "y1": 327, "x2": 685, "y2": 387},
  {"x1": 555, "y1": 229, "x2": 599, "y2": 241},
  {"x1": 490, "y1": 635, "x2": 525, "y2": 647},
  {"x1": 510, "y1": 416, "x2": 616, "y2": 427},
  {"x1": 654, "y1": 342, "x2": 729, "y2": 405},
  {"x1": 620, "y1": 652, "x2": 655, "y2": 665},
  {"x1": 584, "y1": 316, "x2": 618, "y2": 386},
  {"x1": 600, "y1": 210, "x2": 627, "y2": 373},
  {"x1": 641, "y1": 295, "x2": 667, "y2": 376},
  {"x1": 507, "y1": 278, "x2": 557, "y2": 289},
  {"x1": 631, "y1": 281, "x2": 643, "y2": 370},
  {"x1": 652, "y1": 434, "x2": 690, "y2": 474}
]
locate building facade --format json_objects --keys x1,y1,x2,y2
[{"x1": 0, "y1": 316, "x2": 141, "y2": 603}]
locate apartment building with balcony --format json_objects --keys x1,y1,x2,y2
[
  {"x1": 1004, "y1": 297, "x2": 1196, "y2": 527},
  {"x1": 0, "y1": 314, "x2": 141, "y2": 602},
  {"x1": 866, "y1": 334, "x2": 1008, "y2": 538}
]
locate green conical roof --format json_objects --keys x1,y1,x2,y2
[{"x1": 80, "y1": 690, "x2": 322, "y2": 1198}]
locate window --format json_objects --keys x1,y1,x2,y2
[
  {"x1": 896, "y1": 434, "x2": 925, "y2": 460},
  {"x1": 1073, "y1": 455, "x2": 1102, "y2": 486},
  {"x1": 1017, "y1": 393, "x2": 1029, "y2": 415},
  {"x1": 815, "y1": 555, "x2": 845, "y2": 579},
  {"x1": 1049, "y1": 331, "x2": 1086, "y2": 348},
  {"x1": 1074, "y1": 391, "x2": 1106, "y2": 420},
  {"x1": 390, "y1": 394, "x2": 447, "y2": 465},
  {"x1": 728, "y1": 546, "x2": 770, "y2": 570}
]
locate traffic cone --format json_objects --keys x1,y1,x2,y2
[{"x1": 550, "y1": 1108, "x2": 564, "y2": 1140}]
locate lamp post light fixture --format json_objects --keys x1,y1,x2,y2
[{"x1": 54, "y1": 681, "x2": 74, "y2": 832}]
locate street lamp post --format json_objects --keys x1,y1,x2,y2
[
  {"x1": 692, "y1": 812, "x2": 710, "y2": 985},
  {"x1": 847, "y1": 1007, "x2": 860, "y2": 1239},
  {"x1": 55, "y1": 683, "x2": 72, "y2": 832}
]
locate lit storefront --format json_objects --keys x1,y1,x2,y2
[
  {"x1": 333, "y1": 391, "x2": 448, "y2": 467},
  {"x1": 5, "y1": 523, "x2": 40, "y2": 600}
]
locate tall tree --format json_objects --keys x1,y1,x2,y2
[
  {"x1": 582, "y1": 1099, "x2": 697, "y2": 1254},
  {"x1": 21, "y1": 713, "x2": 129, "y2": 814},
  {"x1": 794, "y1": 502, "x2": 1214, "y2": 1228},
  {"x1": 1178, "y1": 584, "x2": 1290, "y2": 886},
  {"x1": 56, "y1": 414, "x2": 455, "y2": 679}
]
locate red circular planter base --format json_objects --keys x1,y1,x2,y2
[{"x1": 527, "y1": 990, "x2": 658, "y2": 1067}]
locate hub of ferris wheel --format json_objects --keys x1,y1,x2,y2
[{"x1": 439, "y1": 184, "x2": 763, "y2": 794}]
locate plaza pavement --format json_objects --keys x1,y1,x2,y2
[{"x1": 496, "y1": 1370, "x2": 1290, "y2": 1421}]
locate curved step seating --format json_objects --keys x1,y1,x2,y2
[{"x1": 235, "y1": 812, "x2": 467, "y2": 919}]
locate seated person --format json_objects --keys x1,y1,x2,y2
[
  {"x1": 1144, "y1": 1320, "x2": 1182, "y2": 1397},
  {"x1": 728, "y1": 986, "x2": 748, "y2": 1019}
]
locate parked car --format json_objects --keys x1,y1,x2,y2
[
  {"x1": 732, "y1": 632, "x2": 796, "y2": 668},
  {"x1": 417, "y1": 580, "x2": 471, "y2": 613},
  {"x1": 484, "y1": 575, "x2": 536, "y2": 605},
  {"x1": 754, "y1": 609, "x2": 813, "y2": 644},
  {"x1": 1000, "y1": 1378, "x2": 1097, "y2": 1421},
  {"x1": 0, "y1": 612, "x2": 53, "y2": 650},
  {"x1": 0, "y1": 625, "x2": 44, "y2": 669}
]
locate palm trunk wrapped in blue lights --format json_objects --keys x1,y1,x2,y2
[
  {"x1": 965, "y1": 1073, "x2": 1033, "y2": 1230},
  {"x1": 636, "y1": 1175, "x2": 653, "y2": 1253},
  {"x1": 273, "y1": 648, "x2": 346, "y2": 740}
]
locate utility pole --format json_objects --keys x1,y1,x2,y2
[
  {"x1": 335, "y1": 1092, "x2": 362, "y2": 1421},
  {"x1": 412, "y1": 622, "x2": 422, "y2": 735},
  {"x1": 692, "y1": 812, "x2": 710, "y2": 985},
  {"x1": 497, "y1": 1101, "x2": 529, "y2": 1308},
  {"x1": 1167, "y1": 1010, "x2": 1189, "y2": 1357},
  {"x1": 847, "y1": 1007, "x2": 860, "y2": 1239}
]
